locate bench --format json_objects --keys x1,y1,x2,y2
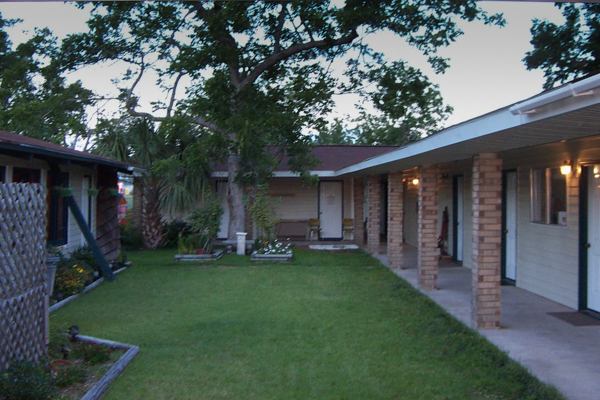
[{"x1": 276, "y1": 220, "x2": 308, "y2": 239}]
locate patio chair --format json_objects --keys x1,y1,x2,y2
[
  {"x1": 307, "y1": 218, "x2": 322, "y2": 240},
  {"x1": 342, "y1": 218, "x2": 354, "y2": 240}
]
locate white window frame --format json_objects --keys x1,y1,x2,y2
[{"x1": 530, "y1": 167, "x2": 567, "y2": 226}]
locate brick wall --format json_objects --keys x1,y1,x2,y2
[
  {"x1": 354, "y1": 177, "x2": 365, "y2": 246},
  {"x1": 367, "y1": 175, "x2": 381, "y2": 254},
  {"x1": 471, "y1": 153, "x2": 502, "y2": 329},
  {"x1": 388, "y1": 171, "x2": 403, "y2": 269},
  {"x1": 418, "y1": 165, "x2": 438, "y2": 289}
]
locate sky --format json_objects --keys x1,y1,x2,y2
[{"x1": 0, "y1": 1, "x2": 564, "y2": 129}]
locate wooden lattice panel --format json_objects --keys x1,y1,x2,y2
[{"x1": 0, "y1": 183, "x2": 47, "y2": 370}]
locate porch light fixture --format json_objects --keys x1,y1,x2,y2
[
  {"x1": 560, "y1": 161, "x2": 572, "y2": 176},
  {"x1": 412, "y1": 178, "x2": 419, "y2": 186}
]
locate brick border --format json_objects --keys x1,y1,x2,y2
[{"x1": 367, "y1": 175, "x2": 381, "y2": 254}]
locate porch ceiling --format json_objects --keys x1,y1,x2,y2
[{"x1": 336, "y1": 82, "x2": 600, "y2": 176}]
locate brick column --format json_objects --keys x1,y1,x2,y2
[
  {"x1": 132, "y1": 176, "x2": 144, "y2": 228},
  {"x1": 418, "y1": 165, "x2": 439, "y2": 289},
  {"x1": 471, "y1": 153, "x2": 502, "y2": 329},
  {"x1": 353, "y1": 177, "x2": 365, "y2": 246},
  {"x1": 367, "y1": 175, "x2": 381, "y2": 254},
  {"x1": 388, "y1": 171, "x2": 404, "y2": 269}
]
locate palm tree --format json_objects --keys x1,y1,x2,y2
[{"x1": 93, "y1": 116, "x2": 212, "y2": 249}]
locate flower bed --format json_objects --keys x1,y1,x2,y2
[
  {"x1": 175, "y1": 249, "x2": 224, "y2": 262},
  {"x1": 251, "y1": 239, "x2": 292, "y2": 262}
]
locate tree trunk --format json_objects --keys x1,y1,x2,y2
[{"x1": 227, "y1": 152, "x2": 246, "y2": 240}]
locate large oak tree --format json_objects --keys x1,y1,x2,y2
[
  {"x1": 524, "y1": 3, "x2": 600, "y2": 89},
  {"x1": 59, "y1": 1, "x2": 502, "y2": 239}
]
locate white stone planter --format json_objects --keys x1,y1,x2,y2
[
  {"x1": 250, "y1": 251, "x2": 292, "y2": 262},
  {"x1": 175, "y1": 250, "x2": 224, "y2": 262}
]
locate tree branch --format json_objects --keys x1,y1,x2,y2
[
  {"x1": 166, "y1": 72, "x2": 183, "y2": 117},
  {"x1": 239, "y1": 30, "x2": 359, "y2": 90},
  {"x1": 273, "y1": 3, "x2": 288, "y2": 54}
]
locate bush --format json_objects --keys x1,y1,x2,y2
[
  {"x1": 53, "y1": 364, "x2": 87, "y2": 388},
  {"x1": 162, "y1": 219, "x2": 193, "y2": 248},
  {"x1": 119, "y1": 216, "x2": 144, "y2": 250},
  {"x1": 53, "y1": 258, "x2": 93, "y2": 298},
  {"x1": 0, "y1": 359, "x2": 55, "y2": 400},
  {"x1": 73, "y1": 342, "x2": 112, "y2": 366},
  {"x1": 68, "y1": 245, "x2": 100, "y2": 278}
]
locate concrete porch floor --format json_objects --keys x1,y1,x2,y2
[{"x1": 370, "y1": 244, "x2": 600, "y2": 400}]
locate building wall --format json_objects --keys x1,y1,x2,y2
[
  {"x1": 502, "y1": 143, "x2": 585, "y2": 309},
  {"x1": 403, "y1": 169, "x2": 419, "y2": 247}
]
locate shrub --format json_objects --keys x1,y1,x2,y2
[
  {"x1": 187, "y1": 194, "x2": 224, "y2": 254},
  {"x1": 247, "y1": 184, "x2": 280, "y2": 242},
  {"x1": 0, "y1": 359, "x2": 55, "y2": 400},
  {"x1": 68, "y1": 245, "x2": 100, "y2": 278},
  {"x1": 119, "y1": 216, "x2": 144, "y2": 250},
  {"x1": 53, "y1": 363, "x2": 87, "y2": 388},
  {"x1": 54, "y1": 259, "x2": 93, "y2": 298},
  {"x1": 162, "y1": 219, "x2": 193, "y2": 248},
  {"x1": 73, "y1": 342, "x2": 112, "y2": 366}
]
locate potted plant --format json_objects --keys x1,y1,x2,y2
[
  {"x1": 54, "y1": 186, "x2": 73, "y2": 197},
  {"x1": 87, "y1": 188, "x2": 100, "y2": 196}
]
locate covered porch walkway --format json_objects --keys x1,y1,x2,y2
[{"x1": 372, "y1": 244, "x2": 600, "y2": 400}]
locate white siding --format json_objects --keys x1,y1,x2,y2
[{"x1": 504, "y1": 147, "x2": 580, "y2": 309}]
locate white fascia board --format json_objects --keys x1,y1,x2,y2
[
  {"x1": 509, "y1": 74, "x2": 600, "y2": 115},
  {"x1": 211, "y1": 170, "x2": 336, "y2": 178},
  {"x1": 336, "y1": 108, "x2": 519, "y2": 175},
  {"x1": 337, "y1": 74, "x2": 600, "y2": 176}
]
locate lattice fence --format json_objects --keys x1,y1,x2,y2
[{"x1": 0, "y1": 183, "x2": 47, "y2": 371}]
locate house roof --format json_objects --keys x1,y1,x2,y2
[
  {"x1": 0, "y1": 130, "x2": 141, "y2": 174},
  {"x1": 336, "y1": 72, "x2": 600, "y2": 176},
  {"x1": 211, "y1": 145, "x2": 398, "y2": 177}
]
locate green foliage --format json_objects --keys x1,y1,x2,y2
[
  {"x1": 67, "y1": 245, "x2": 100, "y2": 276},
  {"x1": 247, "y1": 184, "x2": 280, "y2": 241},
  {"x1": 53, "y1": 364, "x2": 87, "y2": 388},
  {"x1": 177, "y1": 233, "x2": 209, "y2": 255},
  {"x1": 58, "y1": 2, "x2": 504, "y2": 233},
  {"x1": 524, "y1": 4, "x2": 600, "y2": 89},
  {"x1": 0, "y1": 359, "x2": 55, "y2": 400},
  {"x1": 0, "y1": 16, "x2": 94, "y2": 145},
  {"x1": 119, "y1": 216, "x2": 144, "y2": 251},
  {"x1": 54, "y1": 257, "x2": 93, "y2": 298},
  {"x1": 73, "y1": 342, "x2": 112, "y2": 366},
  {"x1": 162, "y1": 219, "x2": 194, "y2": 248}
]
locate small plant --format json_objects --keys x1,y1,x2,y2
[
  {"x1": 119, "y1": 215, "x2": 144, "y2": 250},
  {"x1": 54, "y1": 259, "x2": 93, "y2": 298},
  {"x1": 184, "y1": 193, "x2": 224, "y2": 254},
  {"x1": 68, "y1": 245, "x2": 100, "y2": 278},
  {"x1": 247, "y1": 184, "x2": 280, "y2": 242},
  {"x1": 254, "y1": 238, "x2": 292, "y2": 255},
  {"x1": 162, "y1": 219, "x2": 193, "y2": 248},
  {"x1": 73, "y1": 342, "x2": 112, "y2": 366},
  {"x1": 53, "y1": 363, "x2": 87, "y2": 388},
  {"x1": 0, "y1": 359, "x2": 56, "y2": 400}
]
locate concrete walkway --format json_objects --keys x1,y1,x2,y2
[{"x1": 372, "y1": 245, "x2": 600, "y2": 400}]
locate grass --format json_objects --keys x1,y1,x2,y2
[{"x1": 50, "y1": 248, "x2": 564, "y2": 400}]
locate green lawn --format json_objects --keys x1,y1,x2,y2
[{"x1": 50, "y1": 248, "x2": 564, "y2": 400}]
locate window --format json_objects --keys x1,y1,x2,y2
[
  {"x1": 531, "y1": 167, "x2": 567, "y2": 225},
  {"x1": 13, "y1": 167, "x2": 41, "y2": 183}
]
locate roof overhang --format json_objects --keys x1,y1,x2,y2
[{"x1": 336, "y1": 73, "x2": 600, "y2": 176}]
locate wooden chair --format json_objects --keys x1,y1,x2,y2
[
  {"x1": 342, "y1": 218, "x2": 354, "y2": 240},
  {"x1": 307, "y1": 218, "x2": 322, "y2": 240}
]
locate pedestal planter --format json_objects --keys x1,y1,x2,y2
[
  {"x1": 175, "y1": 250, "x2": 224, "y2": 262},
  {"x1": 250, "y1": 251, "x2": 293, "y2": 262}
]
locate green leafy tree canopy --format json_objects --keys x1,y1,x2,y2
[
  {"x1": 524, "y1": 3, "x2": 600, "y2": 89},
  {"x1": 58, "y1": 1, "x2": 503, "y2": 238}
]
